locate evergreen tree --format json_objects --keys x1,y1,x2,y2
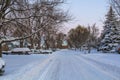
[{"x1": 99, "y1": 6, "x2": 120, "y2": 52}]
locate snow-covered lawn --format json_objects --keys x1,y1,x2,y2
[{"x1": 0, "y1": 49, "x2": 120, "y2": 80}]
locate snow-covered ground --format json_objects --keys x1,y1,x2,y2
[{"x1": 0, "y1": 49, "x2": 120, "y2": 80}]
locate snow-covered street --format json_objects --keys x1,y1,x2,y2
[{"x1": 0, "y1": 49, "x2": 120, "y2": 80}]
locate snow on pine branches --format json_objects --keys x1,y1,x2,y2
[{"x1": 99, "y1": 6, "x2": 120, "y2": 53}]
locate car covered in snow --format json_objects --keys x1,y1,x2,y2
[
  {"x1": 11, "y1": 48, "x2": 31, "y2": 55},
  {"x1": 0, "y1": 58, "x2": 5, "y2": 75}
]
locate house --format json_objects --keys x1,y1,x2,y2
[
  {"x1": 61, "y1": 40, "x2": 68, "y2": 49},
  {"x1": 1, "y1": 36, "x2": 31, "y2": 51}
]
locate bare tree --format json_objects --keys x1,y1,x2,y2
[
  {"x1": 68, "y1": 29, "x2": 76, "y2": 48},
  {"x1": 56, "y1": 32, "x2": 65, "y2": 49},
  {"x1": 68, "y1": 25, "x2": 90, "y2": 50},
  {"x1": 0, "y1": 0, "x2": 71, "y2": 57},
  {"x1": 87, "y1": 24, "x2": 99, "y2": 53},
  {"x1": 33, "y1": 0, "x2": 70, "y2": 49}
]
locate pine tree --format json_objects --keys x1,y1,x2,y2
[{"x1": 99, "y1": 6, "x2": 120, "y2": 53}]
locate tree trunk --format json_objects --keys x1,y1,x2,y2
[
  {"x1": 0, "y1": 43, "x2": 2, "y2": 57},
  {"x1": 79, "y1": 46, "x2": 82, "y2": 51},
  {"x1": 87, "y1": 40, "x2": 91, "y2": 53},
  {"x1": 30, "y1": 38, "x2": 34, "y2": 48},
  {"x1": 20, "y1": 40, "x2": 23, "y2": 48},
  {"x1": 45, "y1": 40, "x2": 49, "y2": 49},
  {"x1": 37, "y1": 40, "x2": 41, "y2": 49}
]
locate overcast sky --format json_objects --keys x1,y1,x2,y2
[{"x1": 61, "y1": 0, "x2": 109, "y2": 33}]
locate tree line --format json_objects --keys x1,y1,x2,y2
[
  {"x1": 67, "y1": 24, "x2": 99, "y2": 52},
  {"x1": 0, "y1": 0, "x2": 70, "y2": 57},
  {"x1": 67, "y1": 0, "x2": 120, "y2": 53}
]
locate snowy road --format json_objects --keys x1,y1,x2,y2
[{"x1": 0, "y1": 50, "x2": 120, "y2": 80}]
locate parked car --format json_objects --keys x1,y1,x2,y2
[
  {"x1": 0, "y1": 58, "x2": 5, "y2": 75},
  {"x1": 29, "y1": 49, "x2": 41, "y2": 54},
  {"x1": 2, "y1": 51, "x2": 11, "y2": 55},
  {"x1": 40, "y1": 49, "x2": 52, "y2": 54},
  {"x1": 52, "y1": 48, "x2": 56, "y2": 52},
  {"x1": 11, "y1": 48, "x2": 31, "y2": 55},
  {"x1": 116, "y1": 45, "x2": 120, "y2": 54}
]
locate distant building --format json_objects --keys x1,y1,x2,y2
[
  {"x1": 61, "y1": 40, "x2": 68, "y2": 49},
  {"x1": 1, "y1": 37, "x2": 31, "y2": 51}
]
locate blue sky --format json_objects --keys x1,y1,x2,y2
[{"x1": 62, "y1": 0, "x2": 109, "y2": 33}]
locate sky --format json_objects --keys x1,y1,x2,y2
[{"x1": 61, "y1": 0, "x2": 109, "y2": 33}]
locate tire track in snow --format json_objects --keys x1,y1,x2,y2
[
  {"x1": 68, "y1": 55, "x2": 87, "y2": 80},
  {"x1": 38, "y1": 55, "x2": 61, "y2": 80},
  {"x1": 37, "y1": 59, "x2": 55, "y2": 80},
  {"x1": 58, "y1": 55, "x2": 81, "y2": 80},
  {"x1": 0, "y1": 55, "x2": 55, "y2": 80},
  {"x1": 79, "y1": 54, "x2": 120, "y2": 79},
  {"x1": 75, "y1": 55, "x2": 118, "y2": 80}
]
